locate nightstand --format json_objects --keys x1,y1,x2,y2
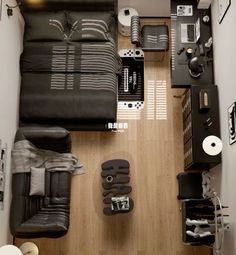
[{"x1": 118, "y1": 7, "x2": 138, "y2": 36}]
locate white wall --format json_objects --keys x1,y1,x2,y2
[
  {"x1": 211, "y1": 1, "x2": 236, "y2": 254},
  {"x1": 118, "y1": 0, "x2": 170, "y2": 17},
  {"x1": 0, "y1": 0, "x2": 23, "y2": 245}
]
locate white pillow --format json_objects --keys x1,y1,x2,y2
[{"x1": 29, "y1": 167, "x2": 45, "y2": 196}]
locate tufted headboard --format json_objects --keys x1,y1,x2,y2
[{"x1": 17, "y1": 0, "x2": 118, "y2": 15}]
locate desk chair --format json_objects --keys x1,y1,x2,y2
[{"x1": 131, "y1": 16, "x2": 169, "y2": 61}]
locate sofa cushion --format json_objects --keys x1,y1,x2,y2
[
  {"x1": 30, "y1": 167, "x2": 45, "y2": 196},
  {"x1": 15, "y1": 127, "x2": 71, "y2": 153},
  {"x1": 19, "y1": 211, "x2": 69, "y2": 235},
  {"x1": 10, "y1": 171, "x2": 71, "y2": 238}
]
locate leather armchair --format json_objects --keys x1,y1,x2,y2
[{"x1": 10, "y1": 126, "x2": 72, "y2": 238}]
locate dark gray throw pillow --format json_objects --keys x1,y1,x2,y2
[
  {"x1": 23, "y1": 12, "x2": 66, "y2": 42},
  {"x1": 68, "y1": 12, "x2": 113, "y2": 42}
]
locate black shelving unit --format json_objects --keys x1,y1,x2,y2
[{"x1": 181, "y1": 199, "x2": 215, "y2": 245}]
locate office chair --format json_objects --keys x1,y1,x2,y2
[{"x1": 131, "y1": 16, "x2": 169, "y2": 61}]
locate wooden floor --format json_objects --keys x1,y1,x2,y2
[{"x1": 16, "y1": 20, "x2": 210, "y2": 255}]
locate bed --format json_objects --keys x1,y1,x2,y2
[{"x1": 18, "y1": 0, "x2": 120, "y2": 130}]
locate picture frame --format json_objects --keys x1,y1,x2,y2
[
  {"x1": 218, "y1": 0, "x2": 231, "y2": 24},
  {"x1": 0, "y1": 140, "x2": 7, "y2": 210},
  {"x1": 228, "y1": 102, "x2": 236, "y2": 145}
]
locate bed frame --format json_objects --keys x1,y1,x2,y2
[{"x1": 18, "y1": 0, "x2": 119, "y2": 131}]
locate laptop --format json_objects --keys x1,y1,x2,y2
[{"x1": 181, "y1": 18, "x2": 200, "y2": 43}]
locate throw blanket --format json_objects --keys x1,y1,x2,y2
[{"x1": 12, "y1": 140, "x2": 84, "y2": 175}]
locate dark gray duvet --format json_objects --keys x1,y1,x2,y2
[{"x1": 20, "y1": 41, "x2": 122, "y2": 125}]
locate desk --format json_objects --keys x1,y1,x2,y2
[{"x1": 171, "y1": 0, "x2": 214, "y2": 88}]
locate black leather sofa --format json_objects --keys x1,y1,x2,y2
[{"x1": 10, "y1": 127, "x2": 72, "y2": 238}]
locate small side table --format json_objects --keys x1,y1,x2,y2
[
  {"x1": 0, "y1": 245, "x2": 22, "y2": 255},
  {"x1": 118, "y1": 7, "x2": 138, "y2": 36}
]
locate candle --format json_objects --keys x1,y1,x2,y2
[{"x1": 19, "y1": 242, "x2": 39, "y2": 255}]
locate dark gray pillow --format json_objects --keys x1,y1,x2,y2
[
  {"x1": 68, "y1": 12, "x2": 113, "y2": 42},
  {"x1": 23, "y1": 12, "x2": 66, "y2": 42}
]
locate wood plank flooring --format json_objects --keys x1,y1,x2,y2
[{"x1": 16, "y1": 19, "x2": 211, "y2": 255}]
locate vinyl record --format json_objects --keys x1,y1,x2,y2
[{"x1": 202, "y1": 135, "x2": 223, "y2": 156}]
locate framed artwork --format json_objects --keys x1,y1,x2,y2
[
  {"x1": 228, "y1": 102, "x2": 236, "y2": 145},
  {"x1": 218, "y1": 0, "x2": 231, "y2": 23},
  {"x1": 0, "y1": 140, "x2": 7, "y2": 210}
]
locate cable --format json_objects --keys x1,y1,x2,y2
[
  {"x1": 5, "y1": 3, "x2": 21, "y2": 16},
  {"x1": 6, "y1": 4, "x2": 20, "y2": 8}
]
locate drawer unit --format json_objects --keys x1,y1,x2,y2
[{"x1": 182, "y1": 85, "x2": 221, "y2": 170}]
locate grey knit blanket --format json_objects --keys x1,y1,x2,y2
[{"x1": 12, "y1": 140, "x2": 84, "y2": 175}]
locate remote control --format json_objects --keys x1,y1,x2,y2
[
  {"x1": 118, "y1": 101, "x2": 144, "y2": 110},
  {"x1": 119, "y1": 49, "x2": 144, "y2": 58}
]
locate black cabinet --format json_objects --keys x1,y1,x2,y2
[{"x1": 182, "y1": 85, "x2": 221, "y2": 170}]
